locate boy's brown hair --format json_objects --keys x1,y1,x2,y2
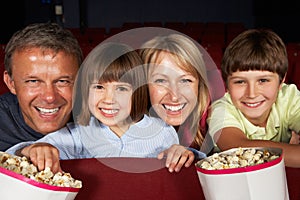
[{"x1": 221, "y1": 29, "x2": 288, "y2": 86}]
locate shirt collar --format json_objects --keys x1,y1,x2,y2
[{"x1": 238, "y1": 104, "x2": 280, "y2": 139}]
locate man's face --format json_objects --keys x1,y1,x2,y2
[{"x1": 5, "y1": 47, "x2": 79, "y2": 134}]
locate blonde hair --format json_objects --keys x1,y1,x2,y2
[
  {"x1": 73, "y1": 42, "x2": 148, "y2": 125},
  {"x1": 140, "y1": 34, "x2": 210, "y2": 147}
]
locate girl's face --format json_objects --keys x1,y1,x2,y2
[
  {"x1": 88, "y1": 81, "x2": 132, "y2": 134},
  {"x1": 227, "y1": 70, "x2": 283, "y2": 127},
  {"x1": 148, "y1": 54, "x2": 199, "y2": 126}
]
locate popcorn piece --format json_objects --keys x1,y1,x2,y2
[
  {"x1": 0, "y1": 151, "x2": 82, "y2": 188},
  {"x1": 196, "y1": 147, "x2": 280, "y2": 170}
]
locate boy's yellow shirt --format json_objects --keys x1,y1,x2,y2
[{"x1": 207, "y1": 83, "x2": 300, "y2": 148}]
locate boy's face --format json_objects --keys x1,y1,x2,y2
[
  {"x1": 88, "y1": 81, "x2": 132, "y2": 134},
  {"x1": 227, "y1": 70, "x2": 283, "y2": 126}
]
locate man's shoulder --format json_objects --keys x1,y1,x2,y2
[{"x1": 0, "y1": 92, "x2": 18, "y2": 108}]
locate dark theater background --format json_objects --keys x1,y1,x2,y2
[
  {"x1": 1, "y1": 0, "x2": 300, "y2": 43},
  {"x1": 0, "y1": 0, "x2": 300, "y2": 89}
]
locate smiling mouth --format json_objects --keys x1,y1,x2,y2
[
  {"x1": 36, "y1": 107, "x2": 59, "y2": 114},
  {"x1": 163, "y1": 104, "x2": 186, "y2": 112},
  {"x1": 101, "y1": 108, "x2": 118, "y2": 114},
  {"x1": 243, "y1": 101, "x2": 263, "y2": 107}
]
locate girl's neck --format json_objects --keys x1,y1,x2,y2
[
  {"x1": 110, "y1": 124, "x2": 130, "y2": 138},
  {"x1": 109, "y1": 126, "x2": 129, "y2": 138},
  {"x1": 108, "y1": 116, "x2": 143, "y2": 138},
  {"x1": 109, "y1": 118, "x2": 136, "y2": 138}
]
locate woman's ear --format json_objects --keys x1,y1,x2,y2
[{"x1": 3, "y1": 71, "x2": 16, "y2": 94}]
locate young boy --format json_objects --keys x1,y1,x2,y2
[{"x1": 207, "y1": 29, "x2": 300, "y2": 167}]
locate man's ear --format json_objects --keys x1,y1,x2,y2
[{"x1": 3, "y1": 71, "x2": 16, "y2": 95}]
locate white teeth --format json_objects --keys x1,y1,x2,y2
[
  {"x1": 164, "y1": 104, "x2": 185, "y2": 111},
  {"x1": 37, "y1": 107, "x2": 59, "y2": 114},
  {"x1": 245, "y1": 102, "x2": 260, "y2": 107},
  {"x1": 101, "y1": 109, "x2": 118, "y2": 114}
]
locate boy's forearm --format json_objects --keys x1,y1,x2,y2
[{"x1": 220, "y1": 136, "x2": 300, "y2": 167}]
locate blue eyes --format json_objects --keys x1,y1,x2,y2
[
  {"x1": 154, "y1": 79, "x2": 166, "y2": 84},
  {"x1": 180, "y1": 79, "x2": 192, "y2": 83},
  {"x1": 153, "y1": 79, "x2": 192, "y2": 84},
  {"x1": 117, "y1": 86, "x2": 129, "y2": 91},
  {"x1": 92, "y1": 84, "x2": 131, "y2": 92}
]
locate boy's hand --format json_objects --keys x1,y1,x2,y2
[
  {"x1": 289, "y1": 131, "x2": 300, "y2": 144},
  {"x1": 157, "y1": 144, "x2": 194, "y2": 173},
  {"x1": 21, "y1": 142, "x2": 62, "y2": 173}
]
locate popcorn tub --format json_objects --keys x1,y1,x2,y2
[
  {"x1": 195, "y1": 147, "x2": 289, "y2": 200},
  {"x1": 0, "y1": 152, "x2": 81, "y2": 200}
]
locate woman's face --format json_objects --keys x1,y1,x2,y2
[{"x1": 148, "y1": 53, "x2": 199, "y2": 126}]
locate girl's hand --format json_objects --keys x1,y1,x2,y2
[
  {"x1": 21, "y1": 142, "x2": 62, "y2": 173},
  {"x1": 157, "y1": 144, "x2": 195, "y2": 173}
]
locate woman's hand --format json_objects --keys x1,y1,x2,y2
[
  {"x1": 21, "y1": 142, "x2": 62, "y2": 173},
  {"x1": 157, "y1": 144, "x2": 195, "y2": 173}
]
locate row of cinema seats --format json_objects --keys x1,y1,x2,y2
[
  {"x1": 0, "y1": 44, "x2": 9, "y2": 94},
  {"x1": 69, "y1": 22, "x2": 245, "y2": 47},
  {"x1": 286, "y1": 43, "x2": 300, "y2": 89},
  {"x1": 68, "y1": 22, "x2": 246, "y2": 66},
  {"x1": 0, "y1": 22, "x2": 299, "y2": 95}
]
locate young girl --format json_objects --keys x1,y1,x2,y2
[{"x1": 7, "y1": 42, "x2": 179, "y2": 173}]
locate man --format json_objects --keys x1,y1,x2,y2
[{"x1": 0, "y1": 22, "x2": 83, "y2": 151}]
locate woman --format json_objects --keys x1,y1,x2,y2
[{"x1": 140, "y1": 33, "x2": 224, "y2": 166}]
